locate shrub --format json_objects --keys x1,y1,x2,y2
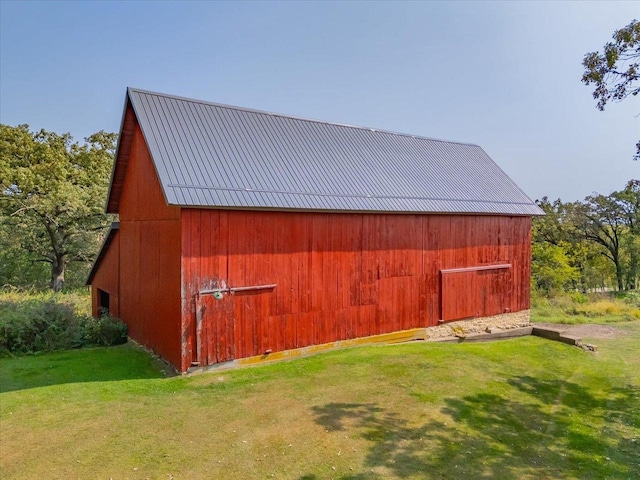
[
  {"x1": 0, "y1": 292, "x2": 127, "y2": 354},
  {"x1": 570, "y1": 292, "x2": 588, "y2": 304},
  {"x1": 84, "y1": 315, "x2": 128, "y2": 346},
  {"x1": 0, "y1": 299, "x2": 82, "y2": 353},
  {"x1": 615, "y1": 290, "x2": 640, "y2": 306}
]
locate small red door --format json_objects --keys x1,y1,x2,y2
[
  {"x1": 197, "y1": 285, "x2": 274, "y2": 366},
  {"x1": 196, "y1": 292, "x2": 235, "y2": 365}
]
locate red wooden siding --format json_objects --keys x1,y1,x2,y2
[
  {"x1": 118, "y1": 124, "x2": 183, "y2": 368},
  {"x1": 181, "y1": 210, "x2": 532, "y2": 369},
  {"x1": 90, "y1": 230, "x2": 120, "y2": 318},
  {"x1": 440, "y1": 265, "x2": 512, "y2": 321}
]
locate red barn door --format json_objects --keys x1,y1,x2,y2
[
  {"x1": 195, "y1": 292, "x2": 235, "y2": 365},
  {"x1": 440, "y1": 264, "x2": 512, "y2": 322},
  {"x1": 195, "y1": 284, "x2": 275, "y2": 365}
]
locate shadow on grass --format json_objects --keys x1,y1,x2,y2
[
  {"x1": 312, "y1": 403, "x2": 384, "y2": 432},
  {"x1": 308, "y1": 376, "x2": 640, "y2": 479},
  {"x1": 0, "y1": 342, "x2": 174, "y2": 393}
]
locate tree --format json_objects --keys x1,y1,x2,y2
[
  {"x1": 611, "y1": 180, "x2": 640, "y2": 288},
  {"x1": 531, "y1": 241, "x2": 579, "y2": 293},
  {"x1": 582, "y1": 20, "x2": 640, "y2": 160},
  {"x1": 534, "y1": 197, "x2": 574, "y2": 246},
  {"x1": 572, "y1": 194, "x2": 629, "y2": 291},
  {"x1": 533, "y1": 198, "x2": 589, "y2": 292},
  {"x1": 0, "y1": 219, "x2": 49, "y2": 289},
  {"x1": 613, "y1": 179, "x2": 640, "y2": 232},
  {"x1": 532, "y1": 183, "x2": 640, "y2": 293},
  {"x1": 0, "y1": 124, "x2": 116, "y2": 291}
]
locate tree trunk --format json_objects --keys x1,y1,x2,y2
[
  {"x1": 50, "y1": 255, "x2": 65, "y2": 292},
  {"x1": 615, "y1": 262, "x2": 624, "y2": 292}
]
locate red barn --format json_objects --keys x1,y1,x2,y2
[{"x1": 88, "y1": 88, "x2": 543, "y2": 373}]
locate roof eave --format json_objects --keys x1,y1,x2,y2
[
  {"x1": 175, "y1": 203, "x2": 545, "y2": 216},
  {"x1": 105, "y1": 89, "x2": 137, "y2": 214}
]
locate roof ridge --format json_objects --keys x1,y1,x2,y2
[{"x1": 127, "y1": 87, "x2": 481, "y2": 148}]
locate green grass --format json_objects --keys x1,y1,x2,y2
[
  {"x1": 1, "y1": 322, "x2": 639, "y2": 479},
  {"x1": 0, "y1": 343, "x2": 171, "y2": 392}
]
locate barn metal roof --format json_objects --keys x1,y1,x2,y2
[{"x1": 108, "y1": 88, "x2": 542, "y2": 216}]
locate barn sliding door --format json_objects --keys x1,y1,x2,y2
[
  {"x1": 196, "y1": 284, "x2": 275, "y2": 366},
  {"x1": 440, "y1": 264, "x2": 512, "y2": 322},
  {"x1": 196, "y1": 293, "x2": 235, "y2": 365}
]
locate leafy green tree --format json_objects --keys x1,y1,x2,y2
[
  {"x1": 582, "y1": 20, "x2": 640, "y2": 160},
  {"x1": 613, "y1": 180, "x2": 640, "y2": 232},
  {"x1": 0, "y1": 219, "x2": 49, "y2": 288},
  {"x1": 611, "y1": 181, "x2": 640, "y2": 288},
  {"x1": 532, "y1": 198, "x2": 581, "y2": 292},
  {"x1": 572, "y1": 193, "x2": 629, "y2": 291},
  {"x1": 531, "y1": 241, "x2": 579, "y2": 293},
  {"x1": 0, "y1": 124, "x2": 116, "y2": 291},
  {"x1": 581, "y1": 252, "x2": 615, "y2": 292},
  {"x1": 621, "y1": 231, "x2": 640, "y2": 289},
  {"x1": 533, "y1": 184, "x2": 640, "y2": 293},
  {"x1": 533, "y1": 197, "x2": 579, "y2": 247}
]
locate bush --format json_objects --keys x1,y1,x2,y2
[
  {"x1": 614, "y1": 290, "x2": 640, "y2": 306},
  {"x1": 84, "y1": 315, "x2": 128, "y2": 346},
  {"x1": 570, "y1": 292, "x2": 588, "y2": 304},
  {"x1": 0, "y1": 292, "x2": 127, "y2": 354}
]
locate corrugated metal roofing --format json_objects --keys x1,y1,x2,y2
[{"x1": 114, "y1": 87, "x2": 542, "y2": 216}]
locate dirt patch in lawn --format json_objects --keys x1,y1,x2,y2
[{"x1": 533, "y1": 323, "x2": 622, "y2": 339}]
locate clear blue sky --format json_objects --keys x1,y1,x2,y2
[{"x1": 1, "y1": 0, "x2": 638, "y2": 202}]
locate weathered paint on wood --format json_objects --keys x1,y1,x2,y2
[{"x1": 181, "y1": 210, "x2": 532, "y2": 369}]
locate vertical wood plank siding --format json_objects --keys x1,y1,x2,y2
[
  {"x1": 118, "y1": 125, "x2": 183, "y2": 369},
  {"x1": 182, "y1": 210, "x2": 531, "y2": 368},
  {"x1": 90, "y1": 231, "x2": 120, "y2": 318}
]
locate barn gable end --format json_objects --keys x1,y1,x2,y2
[
  {"x1": 87, "y1": 222, "x2": 120, "y2": 318},
  {"x1": 90, "y1": 88, "x2": 543, "y2": 373},
  {"x1": 91, "y1": 109, "x2": 183, "y2": 368}
]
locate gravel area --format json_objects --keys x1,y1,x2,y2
[{"x1": 533, "y1": 323, "x2": 621, "y2": 339}]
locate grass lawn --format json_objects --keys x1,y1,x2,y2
[{"x1": 1, "y1": 323, "x2": 639, "y2": 479}]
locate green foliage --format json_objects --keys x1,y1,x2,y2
[
  {"x1": 0, "y1": 291, "x2": 127, "y2": 354},
  {"x1": 0, "y1": 222, "x2": 49, "y2": 289},
  {"x1": 614, "y1": 289, "x2": 640, "y2": 303},
  {"x1": 84, "y1": 315, "x2": 128, "y2": 347},
  {"x1": 582, "y1": 19, "x2": 639, "y2": 160},
  {"x1": 0, "y1": 298, "x2": 84, "y2": 353},
  {"x1": 0, "y1": 124, "x2": 116, "y2": 291},
  {"x1": 569, "y1": 291, "x2": 588, "y2": 304},
  {"x1": 533, "y1": 180, "x2": 640, "y2": 293},
  {"x1": 533, "y1": 197, "x2": 602, "y2": 292},
  {"x1": 531, "y1": 241, "x2": 578, "y2": 293},
  {"x1": 531, "y1": 290, "x2": 640, "y2": 324}
]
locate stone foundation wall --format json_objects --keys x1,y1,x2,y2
[{"x1": 425, "y1": 310, "x2": 531, "y2": 339}]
